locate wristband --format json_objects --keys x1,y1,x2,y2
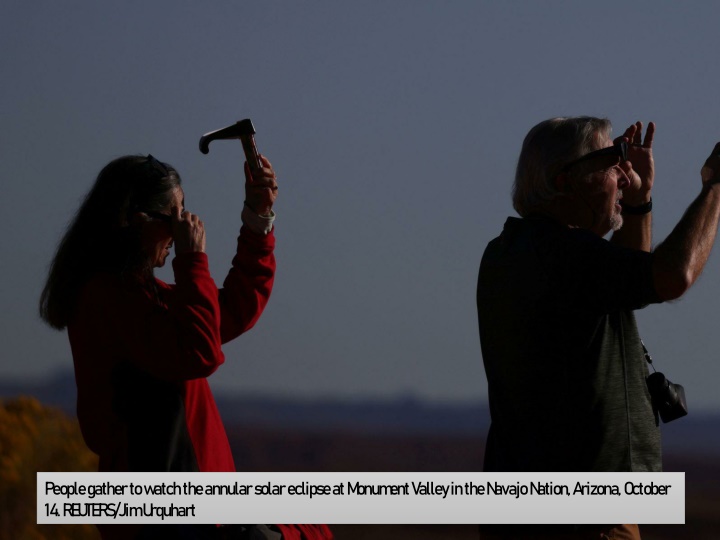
[{"x1": 620, "y1": 198, "x2": 652, "y2": 215}]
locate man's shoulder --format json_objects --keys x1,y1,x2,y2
[
  {"x1": 492, "y1": 215, "x2": 590, "y2": 239},
  {"x1": 481, "y1": 216, "x2": 658, "y2": 313},
  {"x1": 485, "y1": 216, "x2": 604, "y2": 257}
]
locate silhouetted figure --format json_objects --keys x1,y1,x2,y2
[
  {"x1": 40, "y1": 154, "x2": 331, "y2": 540},
  {"x1": 477, "y1": 117, "x2": 720, "y2": 539}
]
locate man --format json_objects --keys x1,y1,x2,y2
[{"x1": 476, "y1": 117, "x2": 720, "y2": 538}]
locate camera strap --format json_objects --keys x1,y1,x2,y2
[{"x1": 641, "y1": 340, "x2": 656, "y2": 373}]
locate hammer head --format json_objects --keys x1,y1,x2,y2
[{"x1": 199, "y1": 119, "x2": 256, "y2": 154}]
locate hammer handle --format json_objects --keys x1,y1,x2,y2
[{"x1": 240, "y1": 134, "x2": 262, "y2": 171}]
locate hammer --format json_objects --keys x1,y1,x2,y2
[{"x1": 199, "y1": 119, "x2": 261, "y2": 170}]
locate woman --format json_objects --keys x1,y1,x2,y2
[{"x1": 40, "y1": 154, "x2": 331, "y2": 540}]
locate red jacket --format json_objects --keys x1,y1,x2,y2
[{"x1": 68, "y1": 226, "x2": 332, "y2": 539}]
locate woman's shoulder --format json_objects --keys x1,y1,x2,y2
[
  {"x1": 73, "y1": 274, "x2": 177, "y2": 323},
  {"x1": 79, "y1": 273, "x2": 163, "y2": 304},
  {"x1": 77, "y1": 272, "x2": 121, "y2": 302},
  {"x1": 69, "y1": 274, "x2": 124, "y2": 329}
]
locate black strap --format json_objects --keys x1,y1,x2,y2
[
  {"x1": 620, "y1": 198, "x2": 652, "y2": 215},
  {"x1": 641, "y1": 340, "x2": 656, "y2": 373}
]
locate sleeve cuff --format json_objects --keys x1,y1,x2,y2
[
  {"x1": 242, "y1": 204, "x2": 275, "y2": 235},
  {"x1": 172, "y1": 252, "x2": 211, "y2": 285}
]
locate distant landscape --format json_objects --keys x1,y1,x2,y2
[{"x1": 2, "y1": 370, "x2": 719, "y2": 539}]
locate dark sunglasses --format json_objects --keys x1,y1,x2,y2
[
  {"x1": 561, "y1": 141, "x2": 628, "y2": 172},
  {"x1": 144, "y1": 211, "x2": 172, "y2": 223}
]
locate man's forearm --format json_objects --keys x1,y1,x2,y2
[{"x1": 653, "y1": 184, "x2": 720, "y2": 300}]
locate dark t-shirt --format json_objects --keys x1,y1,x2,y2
[{"x1": 477, "y1": 216, "x2": 662, "y2": 472}]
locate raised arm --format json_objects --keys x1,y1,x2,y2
[
  {"x1": 219, "y1": 227, "x2": 276, "y2": 342},
  {"x1": 652, "y1": 143, "x2": 720, "y2": 300},
  {"x1": 219, "y1": 155, "x2": 279, "y2": 342},
  {"x1": 611, "y1": 121, "x2": 654, "y2": 252}
]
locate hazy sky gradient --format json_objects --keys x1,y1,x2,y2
[{"x1": 4, "y1": 2, "x2": 720, "y2": 411}]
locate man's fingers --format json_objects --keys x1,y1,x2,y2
[
  {"x1": 633, "y1": 121, "x2": 643, "y2": 145},
  {"x1": 701, "y1": 142, "x2": 720, "y2": 182},
  {"x1": 704, "y1": 143, "x2": 720, "y2": 166},
  {"x1": 643, "y1": 122, "x2": 655, "y2": 148},
  {"x1": 613, "y1": 135, "x2": 629, "y2": 145},
  {"x1": 622, "y1": 124, "x2": 635, "y2": 141}
]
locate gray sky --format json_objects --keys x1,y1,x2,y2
[{"x1": 3, "y1": 1, "x2": 720, "y2": 412}]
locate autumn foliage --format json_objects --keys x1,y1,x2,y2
[{"x1": 0, "y1": 396, "x2": 99, "y2": 540}]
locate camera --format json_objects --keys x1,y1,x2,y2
[{"x1": 646, "y1": 372, "x2": 688, "y2": 423}]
